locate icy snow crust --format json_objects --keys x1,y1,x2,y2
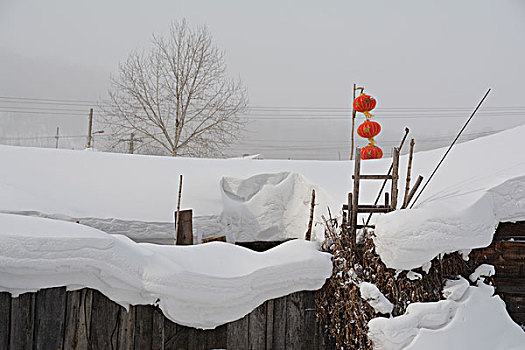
[{"x1": 0, "y1": 213, "x2": 332, "y2": 329}]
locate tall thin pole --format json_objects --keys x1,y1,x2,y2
[
  {"x1": 129, "y1": 133, "x2": 135, "y2": 154},
  {"x1": 350, "y1": 84, "x2": 356, "y2": 160},
  {"x1": 174, "y1": 174, "x2": 183, "y2": 245},
  {"x1": 410, "y1": 88, "x2": 491, "y2": 208},
  {"x1": 402, "y1": 138, "x2": 415, "y2": 208},
  {"x1": 55, "y1": 126, "x2": 60, "y2": 149},
  {"x1": 86, "y1": 108, "x2": 94, "y2": 149}
]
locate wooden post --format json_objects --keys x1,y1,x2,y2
[
  {"x1": 174, "y1": 175, "x2": 183, "y2": 245},
  {"x1": 129, "y1": 133, "x2": 135, "y2": 154},
  {"x1": 347, "y1": 192, "x2": 352, "y2": 227},
  {"x1": 55, "y1": 126, "x2": 59, "y2": 148},
  {"x1": 86, "y1": 108, "x2": 93, "y2": 149},
  {"x1": 402, "y1": 138, "x2": 416, "y2": 208},
  {"x1": 390, "y1": 147, "x2": 400, "y2": 210},
  {"x1": 404, "y1": 175, "x2": 424, "y2": 209},
  {"x1": 351, "y1": 149, "x2": 361, "y2": 246},
  {"x1": 385, "y1": 192, "x2": 390, "y2": 210},
  {"x1": 350, "y1": 83, "x2": 356, "y2": 160},
  {"x1": 305, "y1": 189, "x2": 316, "y2": 241}
]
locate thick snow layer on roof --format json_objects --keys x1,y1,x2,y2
[
  {"x1": 0, "y1": 213, "x2": 332, "y2": 329},
  {"x1": 374, "y1": 126, "x2": 525, "y2": 270},
  {"x1": 368, "y1": 278, "x2": 525, "y2": 350}
]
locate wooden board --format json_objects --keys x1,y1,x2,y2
[
  {"x1": 495, "y1": 221, "x2": 525, "y2": 240},
  {"x1": 271, "y1": 296, "x2": 287, "y2": 350},
  {"x1": 89, "y1": 290, "x2": 120, "y2": 349},
  {"x1": 174, "y1": 209, "x2": 193, "y2": 245},
  {"x1": 0, "y1": 292, "x2": 10, "y2": 349},
  {"x1": 286, "y1": 292, "x2": 305, "y2": 349},
  {"x1": 64, "y1": 289, "x2": 93, "y2": 350},
  {"x1": 248, "y1": 302, "x2": 267, "y2": 349},
  {"x1": 226, "y1": 313, "x2": 249, "y2": 349},
  {"x1": 34, "y1": 287, "x2": 67, "y2": 350},
  {"x1": 117, "y1": 305, "x2": 136, "y2": 350},
  {"x1": 9, "y1": 292, "x2": 35, "y2": 349},
  {"x1": 152, "y1": 307, "x2": 165, "y2": 350},
  {"x1": 134, "y1": 305, "x2": 154, "y2": 349}
]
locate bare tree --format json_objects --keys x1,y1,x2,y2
[{"x1": 103, "y1": 20, "x2": 247, "y2": 157}]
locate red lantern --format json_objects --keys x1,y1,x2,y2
[
  {"x1": 361, "y1": 145, "x2": 383, "y2": 160},
  {"x1": 353, "y1": 94, "x2": 376, "y2": 117},
  {"x1": 357, "y1": 120, "x2": 381, "y2": 139}
]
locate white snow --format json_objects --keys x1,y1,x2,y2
[
  {"x1": 368, "y1": 278, "x2": 525, "y2": 350},
  {"x1": 469, "y1": 264, "x2": 496, "y2": 283},
  {"x1": 0, "y1": 213, "x2": 332, "y2": 329},
  {"x1": 220, "y1": 172, "x2": 337, "y2": 242},
  {"x1": 359, "y1": 282, "x2": 394, "y2": 315},
  {"x1": 373, "y1": 126, "x2": 525, "y2": 270}
]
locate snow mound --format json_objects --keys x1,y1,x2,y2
[
  {"x1": 220, "y1": 172, "x2": 337, "y2": 242},
  {"x1": 360, "y1": 282, "x2": 393, "y2": 315},
  {"x1": 0, "y1": 213, "x2": 332, "y2": 329},
  {"x1": 368, "y1": 279, "x2": 525, "y2": 350}
]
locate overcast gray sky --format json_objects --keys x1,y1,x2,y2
[{"x1": 1, "y1": 0, "x2": 524, "y2": 159}]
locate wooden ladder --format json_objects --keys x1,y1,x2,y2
[{"x1": 343, "y1": 147, "x2": 400, "y2": 246}]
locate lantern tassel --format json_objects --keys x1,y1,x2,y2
[
  {"x1": 363, "y1": 111, "x2": 374, "y2": 119},
  {"x1": 368, "y1": 137, "x2": 376, "y2": 146}
]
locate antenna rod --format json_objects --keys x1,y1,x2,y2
[{"x1": 410, "y1": 88, "x2": 491, "y2": 208}]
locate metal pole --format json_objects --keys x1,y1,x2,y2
[{"x1": 410, "y1": 88, "x2": 491, "y2": 208}]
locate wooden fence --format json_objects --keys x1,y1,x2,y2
[
  {"x1": 470, "y1": 221, "x2": 525, "y2": 325},
  {"x1": 0, "y1": 287, "x2": 332, "y2": 350}
]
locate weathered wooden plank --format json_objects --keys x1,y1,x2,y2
[
  {"x1": 186, "y1": 326, "x2": 226, "y2": 350},
  {"x1": 248, "y1": 302, "x2": 267, "y2": 349},
  {"x1": 226, "y1": 313, "x2": 249, "y2": 350},
  {"x1": 501, "y1": 293, "x2": 525, "y2": 314},
  {"x1": 303, "y1": 291, "x2": 317, "y2": 350},
  {"x1": 286, "y1": 292, "x2": 305, "y2": 349},
  {"x1": 266, "y1": 299, "x2": 274, "y2": 350},
  {"x1": 9, "y1": 292, "x2": 35, "y2": 350},
  {"x1": 64, "y1": 289, "x2": 93, "y2": 350},
  {"x1": 495, "y1": 221, "x2": 525, "y2": 240},
  {"x1": 134, "y1": 305, "x2": 153, "y2": 349},
  {"x1": 164, "y1": 318, "x2": 186, "y2": 350},
  {"x1": 117, "y1": 305, "x2": 135, "y2": 350},
  {"x1": 493, "y1": 279, "x2": 525, "y2": 294},
  {"x1": 34, "y1": 287, "x2": 67, "y2": 350},
  {"x1": 235, "y1": 240, "x2": 291, "y2": 252},
  {"x1": 174, "y1": 209, "x2": 193, "y2": 245},
  {"x1": 0, "y1": 292, "x2": 11, "y2": 349},
  {"x1": 353, "y1": 174, "x2": 392, "y2": 180},
  {"x1": 89, "y1": 290, "x2": 120, "y2": 349},
  {"x1": 152, "y1": 307, "x2": 165, "y2": 350},
  {"x1": 272, "y1": 296, "x2": 287, "y2": 350}
]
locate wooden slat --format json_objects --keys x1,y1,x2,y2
[
  {"x1": 271, "y1": 296, "x2": 287, "y2": 350},
  {"x1": 0, "y1": 292, "x2": 10, "y2": 349},
  {"x1": 501, "y1": 293, "x2": 525, "y2": 314},
  {"x1": 391, "y1": 147, "x2": 400, "y2": 210},
  {"x1": 89, "y1": 290, "x2": 120, "y2": 349},
  {"x1": 134, "y1": 305, "x2": 154, "y2": 349},
  {"x1": 493, "y1": 278, "x2": 525, "y2": 294},
  {"x1": 164, "y1": 318, "x2": 186, "y2": 349},
  {"x1": 355, "y1": 207, "x2": 391, "y2": 213},
  {"x1": 266, "y1": 299, "x2": 274, "y2": 350},
  {"x1": 303, "y1": 291, "x2": 317, "y2": 350},
  {"x1": 248, "y1": 302, "x2": 267, "y2": 349},
  {"x1": 34, "y1": 287, "x2": 67, "y2": 350},
  {"x1": 174, "y1": 209, "x2": 193, "y2": 245},
  {"x1": 226, "y1": 313, "x2": 249, "y2": 350},
  {"x1": 352, "y1": 174, "x2": 392, "y2": 180},
  {"x1": 64, "y1": 289, "x2": 93, "y2": 350},
  {"x1": 495, "y1": 221, "x2": 525, "y2": 240},
  {"x1": 10, "y1": 292, "x2": 35, "y2": 350},
  {"x1": 152, "y1": 307, "x2": 165, "y2": 350},
  {"x1": 117, "y1": 305, "x2": 135, "y2": 350},
  {"x1": 285, "y1": 292, "x2": 305, "y2": 349}
]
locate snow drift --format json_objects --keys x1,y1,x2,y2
[
  {"x1": 220, "y1": 172, "x2": 337, "y2": 242},
  {"x1": 0, "y1": 213, "x2": 332, "y2": 329}
]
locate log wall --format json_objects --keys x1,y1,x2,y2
[
  {"x1": 470, "y1": 221, "x2": 525, "y2": 325},
  {"x1": 0, "y1": 288, "x2": 332, "y2": 350}
]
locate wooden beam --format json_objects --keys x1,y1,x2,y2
[
  {"x1": 402, "y1": 138, "x2": 416, "y2": 208},
  {"x1": 174, "y1": 209, "x2": 193, "y2": 245},
  {"x1": 391, "y1": 147, "x2": 400, "y2": 210},
  {"x1": 403, "y1": 175, "x2": 424, "y2": 209},
  {"x1": 351, "y1": 148, "x2": 361, "y2": 246},
  {"x1": 353, "y1": 174, "x2": 392, "y2": 180}
]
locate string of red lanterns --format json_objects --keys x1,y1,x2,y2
[{"x1": 353, "y1": 92, "x2": 383, "y2": 159}]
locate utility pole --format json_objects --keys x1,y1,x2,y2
[
  {"x1": 55, "y1": 126, "x2": 60, "y2": 148},
  {"x1": 119, "y1": 133, "x2": 142, "y2": 154},
  {"x1": 350, "y1": 84, "x2": 356, "y2": 160},
  {"x1": 86, "y1": 108, "x2": 94, "y2": 149}
]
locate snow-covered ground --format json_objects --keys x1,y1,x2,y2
[{"x1": 1, "y1": 125, "x2": 525, "y2": 346}]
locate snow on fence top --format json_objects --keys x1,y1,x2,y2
[{"x1": 0, "y1": 213, "x2": 332, "y2": 329}]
